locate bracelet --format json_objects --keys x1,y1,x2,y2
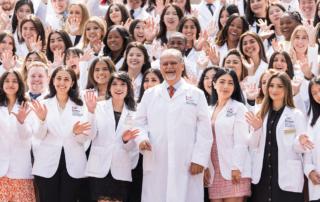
[
  {"x1": 304, "y1": 73, "x2": 315, "y2": 81},
  {"x1": 144, "y1": 41, "x2": 153, "y2": 45},
  {"x1": 72, "y1": 130, "x2": 77, "y2": 137}
]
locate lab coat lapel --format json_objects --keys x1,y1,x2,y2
[
  {"x1": 171, "y1": 79, "x2": 188, "y2": 100},
  {"x1": 276, "y1": 106, "x2": 290, "y2": 133},
  {"x1": 105, "y1": 99, "x2": 116, "y2": 131},
  {"x1": 216, "y1": 98, "x2": 233, "y2": 120},
  {"x1": 49, "y1": 96, "x2": 64, "y2": 136},
  {"x1": 116, "y1": 104, "x2": 128, "y2": 134},
  {"x1": 158, "y1": 83, "x2": 171, "y2": 102},
  {"x1": 9, "y1": 101, "x2": 20, "y2": 121}
]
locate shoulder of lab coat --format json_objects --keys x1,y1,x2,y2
[
  {"x1": 136, "y1": 9, "x2": 151, "y2": 20},
  {"x1": 79, "y1": 61, "x2": 89, "y2": 92},
  {"x1": 87, "y1": 0, "x2": 108, "y2": 17},
  {"x1": 115, "y1": 57, "x2": 124, "y2": 71},
  {"x1": 144, "y1": 43, "x2": 153, "y2": 62},
  {"x1": 307, "y1": 44, "x2": 319, "y2": 76},
  {"x1": 293, "y1": 92, "x2": 307, "y2": 117}
]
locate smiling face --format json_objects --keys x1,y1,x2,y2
[
  {"x1": 27, "y1": 66, "x2": 49, "y2": 94},
  {"x1": 280, "y1": 15, "x2": 299, "y2": 41},
  {"x1": 293, "y1": 29, "x2": 308, "y2": 54},
  {"x1": 109, "y1": 5, "x2": 122, "y2": 24},
  {"x1": 261, "y1": 72, "x2": 272, "y2": 95},
  {"x1": 214, "y1": 73, "x2": 234, "y2": 99},
  {"x1": 16, "y1": 4, "x2": 32, "y2": 23},
  {"x1": 268, "y1": 5, "x2": 283, "y2": 25},
  {"x1": 168, "y1": 36, "x2": 186, "y2": 55},
  {"x1": 241, "y1": 35, "x2": 260, "y2": 58},
  {"x1": 49, "y1": 33, "x2": 66, "y2": 53},
  {"x1": 22, "y1": 21, "x2": 38, "y2": 42},
  {"x1": 160, "y1": 55, "x2": 184, "y2": 84},
  {"x1": 268, "y1": 77, "x2": 285, "y2": 102},
  {"x1": 227, "y1": 17, "x2": 243, "y2": 42},
  {"x1": 133, "y1": 21, "x2": 145, "y2": 42},
  {"x1": 164, "y1": 6, "x2": 180, "y2": 31},
  {"x1": 110, "y1": 78, "x2": 128, "y2": 99},
  {"x1": 68, "y1": 5, "x2": 83, "y2": 24},
  {"x1": 3, "y1": 73, "x2": 19, "y2": 95},
  {"x1": 86, "y1": 22, "x2": 102, "y2": 42},
  {"x1": 220, "y1": 10, "x2": 230, "y2": 27},
  {"x1": 182, "y1": 20, "x2": 197, "y2": 41},
  {"x1": 0, "y1": 0, "x2": 15, "y2": 12},
  {"x1": 93, "y1": 61, "x2": 111, "y2": 85},
  {"x1": 107, "y1": 29, "x2": 124, "y2": 52},
  {"x1": 272, "y1": 54, "x2": 287, "y2": 73},
  {"x1": 26, "y1": 53, "x2": 41, "y2": 69},
  {"x1": 65, "y1": 52, "x2": 80, "y2": 75},
  {"x1": 203, "y1": 69, "x2": 216, "y2": 95},
  {"x1": 127, "y1": 0, "x2": 142, "y2": 10},
  {"x1": 299, "y1": 0, "x2": 316, "y2": 19},
  {"x1": 250, "y1": 0, "x2": 268, "y2": 17},
  {"x1": 143, "y1": 72, "x2": 161, "y2": 90},
  {"x1": 172, "y1": 0, "x2": 186, "y2": 12},
  {"x1": 51, "y1": 0, "x2": 67, "y2": 14},
  {"x1": 53, "y1": 70, "x2": 74, "y2": 94},
  {"x1": 127, "y1": 47, "x2": 145, "y2": 71},
  {"x1": 0, "y1": 36, "x2": 13, "y2": 57},
  {"x1": 224, "y1": 54, "x2": 242, "y2": 81},
  {"x1": 311, "y1": 83, "x2": 320, "y2": 104}
]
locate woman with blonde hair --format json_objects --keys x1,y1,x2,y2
[
  {"x1": 246, "y1": 71, "x2": 307, "y2": 202},
  {"x1": 77, "y1": 17, "x2": 106, "y2": 55},
  {"x1": 65, "y1": 2, "x2": 90, "y2": 46}
]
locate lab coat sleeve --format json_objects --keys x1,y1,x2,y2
[
  {"x1": 85, "y1": 110, "x2": 97, "y2": 141},
  {"x1": 293, "y1": 111, "x2": 307, "y2": 153},
  {"x1": 248, "y1": 126, "x2": 263, "y2": 150},
  {"x1": 87, "y1": 0, "x2": 108, "y2": 17},
  {"x1": 132, "y1": 91, "x2": 150, "y2": 155},
  {"x1": 191, "y1": 91, "x2": 213, "y2": 167},
  {"x1": 35, "y1": 1, "x2": 48, "y2": 27},
  {"x1": 79, "y1": 61, "x2": 89, "y2": 92},
  {"x1": 307, "y1": 44, "x2": 319, "y2": 76},
  {"x1": 16, "y1": 114, "x2": 33, "y2": 140},
  {"x1": 123, "y1": 139, "x2": 137, "y2": 151},
  {"x1": 144, "y1": 43, "x2": 153, "y2": 62},
  {"x1": 33, "y1": 116, "x2": 48, "y2": 140},
  {"x1": 303, "y1": 150, "x2": 316, "y2": 179},
  {"x1": 293, "y1": 92, "x2": 306, "y2": 116},
  {"x1": 232, "y1": 105, "x2": 249, "y2": 172}
]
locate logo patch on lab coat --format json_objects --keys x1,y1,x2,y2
[
  {"x1": 125, "y1": 113, "x2": 133, "y2": 125},
  {"x1": 186, "y1": 96, "x2": 197, "y2": 106},
  {"x1": 72, "y1": 106, "x2": 83, "y2": 116},
  {"x1": 226, "y1": 108, "x2": 236, "y2": 117},
  {"x1": 285, "y1": 117, "x2": 294, "y2": 127}
]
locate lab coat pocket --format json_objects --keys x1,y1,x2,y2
[
  {"x1": 87, "y1": 146, "x2": 105, "y2": 175},
  {"x1": 34, "y1": 145, "x2": 53, "y2": 169},
  {"x1": 287, "y1": 160, "x2": 304, "y2": 189},
  {"x1": 181, "y1": 105, "x2": 196, "y2": 125},
  {"x1": 15, "y1": 147, "x2": 32, "y2": 176},
  {"x1": 143, "y1": 150, "x2": 155, "y2": 174}
]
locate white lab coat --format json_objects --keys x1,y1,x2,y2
[
  {"x1": 25, "y1": 90, "x2": 49, "y2": 158},
  {"x1": 133, "y1": 79, "x2": 213, "y2": 202},
  {"x1": 36, "y1": 2, "x2": 63, "y2": 30},
  {"x1": 0, "y1": 102, "x2": 33, "y2": 179},
  {"x1": 195, "y1": 0, "x2": 218, "y2": 30},
  {"x1": 216, "y1": 42, "x2": 239, "y2": 67},
  {"x1": 85, "y1": 99, "x2": 138, "y2": 180},
  {"x1": 16, "y1": 41, "x2": 29, "y2": 56},
  {"x1": 31, "y1": 96, "x2": 89, "y2": 178},
  {"x1": 300, "y1": 114, "x2": 320, "y2": 201},
  {"x1": 86, "y1": 0, "x2": 108, "y2": 17},
  {"x1": 125, "y1": 5, "x2": 151, "y2": 20},
  {"x1": 249, "y1": 106, "x2": 307, "y2": 192},
  {"x1": 134, "y1": 73, "x2": 143, "y2": 98},
  {"x1": 208, "y1": 99, "x2": 251, "y2": 180}
]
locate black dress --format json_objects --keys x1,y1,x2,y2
[
  {"x1": 90, "y1": 111, "x2": 130, "y2": 201},
  {"x1": 249, "y1": 106, "x2": 303, "y2": 202}
]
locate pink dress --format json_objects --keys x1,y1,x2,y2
[{"x1": 208, "y1": 119, "x2": 251, "y2": 199}]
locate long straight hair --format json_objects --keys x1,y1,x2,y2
[
  {"x1": 256, "y1": 69, "x2": 277, "y2": 104},
  {"x1": 307, "y1": 76, "x2": 320, "y2": 127},
  {"x1": 198, "y1": 66, "x2": 220, "y2": 104},
  {"x1": 258, "y1": 72, "x2": 295, "y2": 121},
  {"x1": 46, "y1": 29, "x2": 73, "y2": 62},
  {"x1": 209, "y1": 68, "x2": 244, "y2": 106},
  {"x1": 11, "y1": 0, "x2": 34, "y2": 34}
]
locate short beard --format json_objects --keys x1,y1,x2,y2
[{"x1": 165, "y1": 73, "x2": 176, "y2": 81}]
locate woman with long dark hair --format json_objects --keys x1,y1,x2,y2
[{"x1": 198, "y1": 66, "x2": 220, "y2": 104}]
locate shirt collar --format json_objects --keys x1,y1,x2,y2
[
  {"x1": 125, "y1": 4, "x2": 141, "y2": 16},
  {"x1": 164, "y1": 78, "x2": 182, "y2": 91}
]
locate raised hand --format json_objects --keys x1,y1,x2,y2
[
  {"x1": 292, "y1": 76, "x2": 302, "y2": 96},
  {"x1": 184, "y1": 75, "x2": 198, "y2": 86},
  {"x1": 240, "y1": 77, "x2": 248, "y2": 91},
  {"x1": 84, "y1": 89, "x2": 97, "y2": 114},
  {"x1": 161, "y1": 43, "x2": 168, "y2": 52},
  {"x1": 73, "y1": 121, "x2": 91, "y2": 136},
  {"x1": 271, "y1": 38, "x2": 280, "y2": 52},
  {"x1": 208, "y1": 45, "x2": 220, "y2": 66},
  {"x1": 15, "y1": 54, "x2": 25, "y2": 70},
  {"x1": 194, "y1": 29, "x2": 209, "y2": 51},
  {"x1": 122, "y1": 129, "x2": 140, "y2": 143},
  {"x1": 152, "y1": 42, "x2": 161, "y2": 57},
  {"x1": 245, "y1": 83, "x2": 260, "y2": 100},
  {"x1": 289, "y1": 47, "x2": 297, "y2": 65},
  {"x1": 154, "y1": 0, "x2": 165, "y2": 17},
  {"x1": 207, "y1": 20, "x2": 218, "y2": 37},
  {"x1": 257, "y1": 19, "x2": 274, "y2": 33},
  {"x1": 196, "y1": 54, "x2": 209, "y2": 70},
  {"x1": 121, "y1": 18, "x2": 132, "y2": 30},
  {"x1": 241, "y1": 58, "x2": 255, "y2": 76},
  {"x1": 11, "y1": 101, "x2": 31, "y2": 124},
  {"x1": 259, "y1": 30, "x2": 274, "y2": 41},
  {"x1": 80, "y1": 48, "x2": 95, "y2": 62},
  {"x1": 50, "y1": 50, "x2": 64, "y2": 69},
  {"x1": 245, "y1": 111, "x2": 262, "y2": 131},
  {"x1": 1, "y1": 51, "x2": 17, "y2": 70},
  {"x1": 299, "y1": 55, "x2": 313, "y2": 79},
  {"x1": 91, "y1": 36, "x2": 102, "y2": 54},
  {"x1": 29, "y1": 35, "x2": 42, "y2": 52},
  {"x1": 299, "y1": 134, "x2": 314, "y2": 151},
  {"x1": 302, "y1": 21, "x2": 319, "y2": 47},
  {"x1": 144, "y1": 17, "x2": 158, "y2": 43},
  {"x1": 139, "y1": 140, "x2": 152, "y2": 151},
  {"x1": 231, "y1": 170, "x2": 241, "y2": 184},
  {"x1": 30, "y1": 99, "x2": 47, "y2": 121},
  {"x1": 45, "y1": 25, "x2": 52, "y2": 43},
  {"x1": 191, "y1": 8, "x2": 199, "y2": 18},
  {"x1": 0, "y1": 7, "x2": 10, "y2": 31},
  {"x1": 309, "y1": 171, "x2": 320, "y2": 186},
  {"x1": 68, "y1": 18, "x2": 80, "y2": 36}
]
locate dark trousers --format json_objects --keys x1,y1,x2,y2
[
  {"x1": 34, "y1": 148, "x2": 82, "y2": 202},
  {"x1": 128, "y1": 154, "x2": 143, "y2": 202}
]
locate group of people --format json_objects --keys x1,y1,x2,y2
[{"x1": 1, "y1": 0, "x2": 320, "y2": 201}]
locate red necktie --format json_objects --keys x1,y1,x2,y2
[
  {"x1": 307, "y1": 20, "x2": 311, "y2": 25},
  {"x1": 169, "y1": 86, "x2": 174, "y2": 98},
  {"x1": 101, "y1": 0, "x2": 105, "y2": 5}
]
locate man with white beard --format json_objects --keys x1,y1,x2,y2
[{"x1": 133, "y1": 49, "x2": 213, "y2": 202}]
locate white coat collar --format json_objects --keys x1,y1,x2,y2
[
  {"x1": 48, "y1": 96, "x2": 72, "y2": 132},
  {"x1": 158, "y1": 78, "x2": 188, "y2": 102},
  {"x1": 104, "y1": 98, "x2": 129, "y2": 133},
  {"x1": 208, "y1": 98, "x2": 233, "y2": 120}
]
